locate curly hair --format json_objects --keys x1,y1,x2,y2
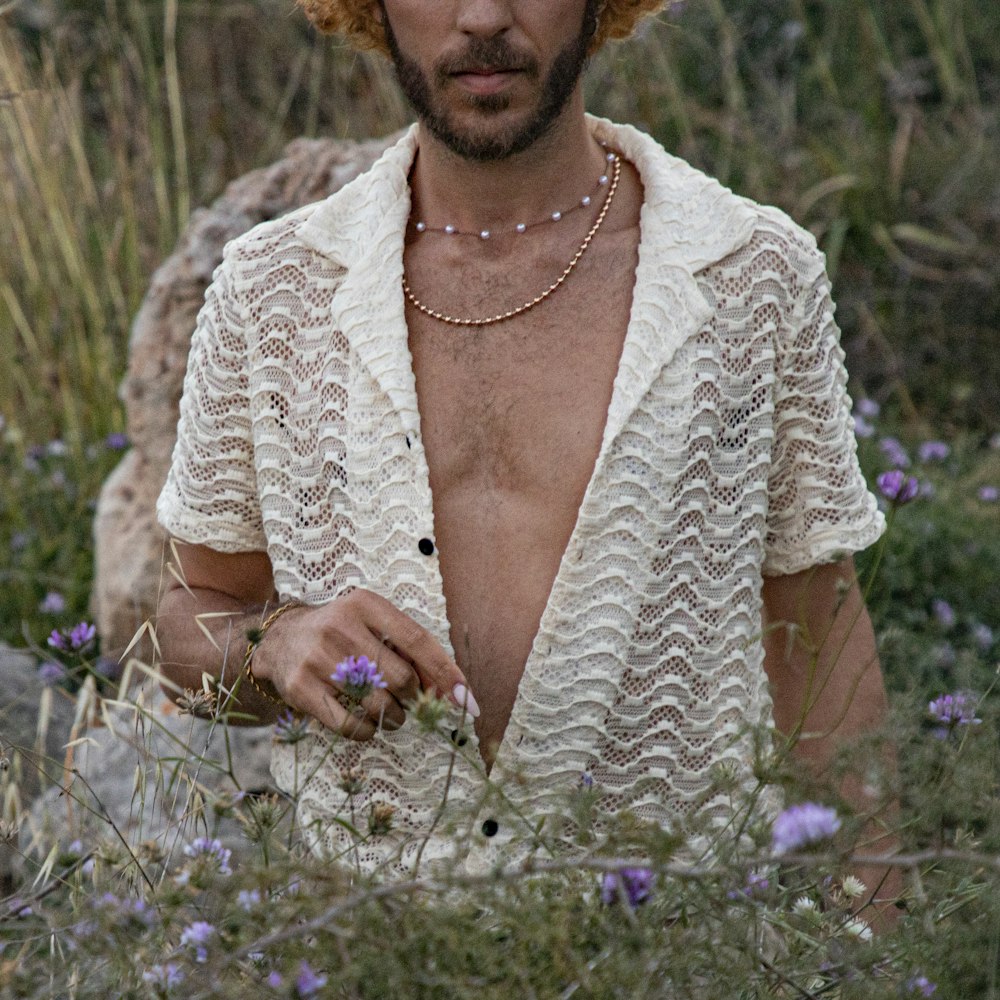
[{"x1": 296, "y1": 0, "x2": 666, "y2": 56}]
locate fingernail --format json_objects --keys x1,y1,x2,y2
[{"x1": 452, "y1": 683, "x2": 480, "y2": 719}]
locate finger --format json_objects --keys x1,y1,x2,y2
[
  {"x1": 353, "y1": 592, "x2": 480, "y2": 718},
  {"x1": 317, "y1": 688, "x2": 378, "y2": 742},
  {"x1": 363, "y1": 688, "x2": 407, "y2": 731},
  {"x1": 364, "y1": 644, "x2": 421, "y2": 706},
  {"x1": 280, "y1": 663, "x2": 377, "y2": 741}
]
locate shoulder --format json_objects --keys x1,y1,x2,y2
[
  {"x1": 731, "y1": 200, "x2": 828, "y2": 283},
  {"x1": 594, "y1": 116, "x2": 828, "y2": 285},
  {"x1": 216, "y1": 128, "x2": 416, "y2": 292},
  {"x1": 216, "y1": 203, "x2": 346, "y2": 289}
]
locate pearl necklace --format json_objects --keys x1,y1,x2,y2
[
  {"x1": 402, "y1": 153, "x2": 621, "y2": 328},
  {"x1": 412, "y1": 150, "x2": 619, "y2": 241}
]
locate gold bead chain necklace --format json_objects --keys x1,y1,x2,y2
[{"x1": 402, "y1": 152, "x2": 622, "y2": 328}]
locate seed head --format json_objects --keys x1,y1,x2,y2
[{"x1": 368, "y1": 802, "x2": 396, "y2": 836}]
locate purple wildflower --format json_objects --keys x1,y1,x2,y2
[
  {"x1": 879, "y1": 437, "x2": 911, "y2": 468},
  {"x1": 180, "y1": 920, "x2": 215, "y2": 963},
  {"x1": 183, "y1": 836, "x2": 232, "y2": 875},
  {"x1": 267, "y1": 971, "x2": 284, "y2": 988},
  {"x1": 238, "y1": 889, "x2": 262, "y2": 911},
  {"x1": 929, "y1": 691, "x2": 982, "y2": 737},
  {"x1": 855, "y1": 398, "x2": 880, "y2": 420},
  {"x1": 69, "y1": 621, "x2": 96, "y2": 649},
  {"x1": 273, "y1": 708, "x2": 311, "y2": 744},
  {"x1": 728, "y1": 869, "x2": 771, "y2": 900},
  {"x1": 979, "y1": 486, "x2": 999, "y2": 503},
  {"x1": 38, "y1": 591, "x2": 66, "y2": 614},
  {"x1": 771, "y1": 802, "x2": 841, "y2": 855},
  {"x1": 580, "y1": 771, "x2": 594, "y2": 789},
  {"x1": 48, "y1": 621, "x2": 96, "y2": 653},
  {"x1": 600, "y1": 867, "x2": 655, "y2": 908},
  {"x1": 331, "y1": 655, "x2": 387, "y2": 700},
  {"x1": 906, "y1": 975, "x2": 937, "y2": 997},
  {"x1": 294, "y1": 960, "x2": 328, "y2": 998},
  {"x1": 876, "y1": 470, "x2": 919, "y2": 505},
  {"x1": 104, "y1": 432, "x2": 129, "y2": 450},
  {"x1": 931, "y1": 599, "x2": 956, "y2": 629},
  {"x1": 142, "y1": 964, "x2": 184, "y2": 989},
  {"x1": 38, "y1": 661, "x2": 65, "y2": 686},
  {"x1": 972, "y1": 624, "x2": 995, "y2": 652},
  {"x1": 918, "y1": 441, "x2": 950, "y2": 463},
  {"x1": 852, "y1": 414, "x2": 876, "y2": 439},
  {"x1": 6, "y1": 897, "x2": 32, "y2": 918},
  {"x1": 97, "y1": 892, "x2": 155, "y2": 927}
]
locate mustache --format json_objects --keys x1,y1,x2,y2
[{"x1": 435, "y1": 39, "x2": 538, "y2": 79}]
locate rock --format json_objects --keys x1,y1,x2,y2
[
  {"x1": 0, "y1": 643, "x2": 77, "y2": 890},
  {"x1": 21, "y1": 683, "x2": 285, "y2": 868},
  {"x1": 0, "y1": 643, "x2": 77, "y2": 802},
  {"x1": 91, "y1": 132, "x2": 397, "y2": 660}
]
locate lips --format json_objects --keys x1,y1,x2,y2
[{"x1": 450, "y1": 66, "x2": 524, "y2": 96}]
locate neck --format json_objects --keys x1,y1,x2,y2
[{"x1": 409, "y1": 96, "x2": 607, "y2": 233}]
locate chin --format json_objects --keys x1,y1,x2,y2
[{"x1": 424, "y1": 103, "x2": 561, "y2": 162}]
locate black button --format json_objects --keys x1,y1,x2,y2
[
  {"x1": 418, "y1": 538, "x2": 435, "y2": 556},
  {"x1": 481, "y1": 819, "x2": 499, "y2": 838},
  {"x1": 450, "y1": 729, "x2": 468, "y2": 747}
]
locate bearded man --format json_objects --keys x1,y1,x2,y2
[{"x1": 156, "y1": 0, "x2": 896, "y2": 898}]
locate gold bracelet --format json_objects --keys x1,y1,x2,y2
[{"x1": 241, "y1": 601, "x2": 305, "y2": 706}]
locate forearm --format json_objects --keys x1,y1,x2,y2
[
  {"x1": 155, "y1": 539, "x2": 472, "y2": 741},
  {"x1": 156, "y1": 584, "x2": 283, "y2": 725},
  {"x1": 764, "y1": 559, "x2": 903, "y2": 924}
]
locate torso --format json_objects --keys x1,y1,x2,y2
[{"x1": 405, "y1": 160, "x2": 643, "y2": 765}]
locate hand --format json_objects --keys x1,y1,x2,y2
[{"x1": 252, "y1": 589, "x2": 479, "y2": 740}]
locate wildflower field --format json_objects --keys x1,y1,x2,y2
[{"x1": 1, "y1": 0, "x2": 999, "y2": 996}]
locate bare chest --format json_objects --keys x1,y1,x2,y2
[{"x1": 405, "y1": 236, "x2": 639, "y2": 759}]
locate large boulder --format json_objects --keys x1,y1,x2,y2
[
  {"x1": 21, "y1": 685, "x2": 282, "y2": 869},
  {"x1": 91, "y1": 132, "x2": 396, "y2": 660}
]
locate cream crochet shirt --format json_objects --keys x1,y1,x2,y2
[{"x1": 158, "y1": 117, "x2": 885, "y2": 876}]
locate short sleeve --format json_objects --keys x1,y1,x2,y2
[
  {"x1": 157, "y1": 245, "x2": 267, "y2": 552},
  {"x1": 762, "y1": 251, "x2": 885, "y2": 576}
]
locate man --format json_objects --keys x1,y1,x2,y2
[{"x1": 156, "y1": 0, "x2": 895, "y2": 893}]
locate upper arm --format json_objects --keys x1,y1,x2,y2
[{"x1": 761, "y1": 556, "x2": 884, "y2": 739}]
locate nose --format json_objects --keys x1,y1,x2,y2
[{"x1": 454, "y1": 0, "x2": 515, "y2": 38}]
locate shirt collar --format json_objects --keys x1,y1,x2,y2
[
  {"x1": 297, "y1": 115, "x2": 756, "y2": 275},
  {"x1": 294, "y1": 116, "x2": 759, "y2": 446}
]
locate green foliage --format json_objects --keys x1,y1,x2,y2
[
  {"x1": 1, "y1": 671, "x2": 998, "y2": 998},
  {"x1": 0, "y1": 429, "x2": 126, "y2": 650}
]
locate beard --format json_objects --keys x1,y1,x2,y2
[{"x1": 382, "y1": 0, "x2": 599, "y2": 162}]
